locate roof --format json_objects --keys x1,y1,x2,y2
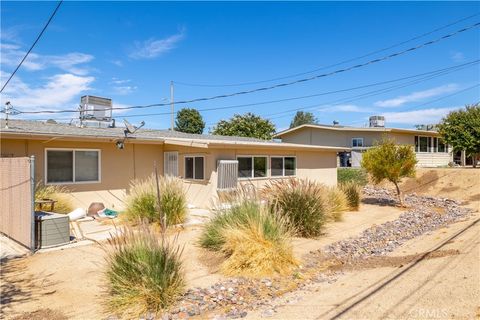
[
  {"x1": 274, "y1": 123, "x2": 440, "y2": 138},
  {"x1": 0, "y1": 119, "x2": 348, "y2": 152}
]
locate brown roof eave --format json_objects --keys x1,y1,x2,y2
[{"x1": 0, "y1": 132, "x2": 165, "y2": 144}]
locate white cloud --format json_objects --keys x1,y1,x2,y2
[
  {"x1": 0, "y1": 73, "x2": 94, "y2": 112},
  {"x1": 110, "y1": 78, "x2": 137, "y2": 95},
  {"x1": 110, "y1": 59, "x2": 123, "y2": 67},
  {"x1": 318, "y1": 104, "x2": 372, "y2": 113},
  {"x1": 374, "y1": 84, "x2": 459, "y2": 108},
  {"x1": 1, "y1": 43, "x2": 94, "y2": 75},
  {"x1": 381, "y1": 107, "x2": 459, "y2": 125},
  {"x1": 451, "y1": 51, "x2": 465, "y2": 63},
  {"x1": 129, "y1": 30, "x2": 185, "y2": 59}
]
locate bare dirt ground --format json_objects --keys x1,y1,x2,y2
[
  {"x1": 398, "y1": 168, "x2": 479, "y2": 209},
  {"x1": 246, "y1": 212, "x2": 480, "y2": 320},
  {"x1": 1, "y1": 168, "x2": 478, "y2": 319},
  {"x1": 0, "y1": 204, "x2": 405, "y2": 320}
]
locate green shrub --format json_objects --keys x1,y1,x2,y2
[
  {"x1": 337, "y1": 168, "x2": 368, "y2": 186},
  {"x1": 34, "y1": 183, "x2": 74, "y2": 214},
  {"x1": 263, "y1": 179, "x2": 328, "y2": 238},
  {"x1": 340, "y1": 182, "x2": 362, "y2": 211},
  {"x1": 105, "y1": 224, "x2": 185, "y2": 316},
  {"x1": 325, "y1": 187, "x2": 349, "y2": 221},
  {"x1": 199, "y1": 198, "x2": 296, "y2": 277},
  {"x1": 125, "y1": 175, "x2": 187, "y2": 225}
]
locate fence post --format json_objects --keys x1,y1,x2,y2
[{"x1": 30, "y1": 155, "x2": 35, "y2": 252}]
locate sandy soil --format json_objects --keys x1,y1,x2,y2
[
  {"x1": 246, "y1": 212, "x2": 480, "y2": 320},
  {"x1": 2, "y1": 168, "x2": 477, "y2": 319},
  {"x1": 397, "y1": 168, "x2": 479, "y2": 209},
  {"x1": 0, "y1": 203, "x2": 405, "y2": 320}
]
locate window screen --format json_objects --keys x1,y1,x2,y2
[
  {"x1": 75, "y1": 151, "x2": 99, "y2": 182},
  {"x1": 238, "y1": 157, "x2": 252, "y2": 178},
  {"x1": 271, "y1": 157, "x2": 284, "y2": 176},
  {"x1": 47, "y1": 150, "x2": 73, "y2": 183}
]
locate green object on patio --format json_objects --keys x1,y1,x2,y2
[{"x1": 103, "y1": 208, "x2": 118, "y2": 217}]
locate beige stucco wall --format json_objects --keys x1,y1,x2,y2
[
  {"x1": 163, "y1": 144, "x2": 338, "y2": 208},
  {"x1": 280, "y1": 127, "x2": 425, "y2": 148},
  {"x1": 1, "y1": 138, "x2": 163, "y2": 210},
  {"x1": 1, "y1": 137, "x2": 337, "y2": 210}
]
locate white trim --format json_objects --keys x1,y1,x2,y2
[
  {"x1": 45, "y1": 148, "x2": 101, "y2": 185},
  {"x1": 352, "y1": 137, "x2": 364, "y2": 148},
  {"x1": 236, "y1": 155, "x2": 269, "y2": 180},
  {"x1": 270, "y1": 156, "x2": 297, "y2": 177},
  {"x1": 184, "y1": 155, "x2": 205, "y2": 181}
]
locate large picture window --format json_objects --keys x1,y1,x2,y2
[
  {"x1": 271, "y1": 156, "x2": 296, "y2": 177},
  {"x1": 415, "y1": 136, "x2": 429, "y2": 152},
  {"x1": 237, "y1": 156, "x2": 267, "y2": 178},
  {"x1": 46, "y1": 149, "x2": 100, "y2": 184},
  {"x1": 437, "y1": 139, "x2": 447, "y2": 153},
  {"x1": 185, "y1": 156, "x2": 204, "y2": 180}
]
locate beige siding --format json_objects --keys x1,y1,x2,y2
[
  {"x1": 1, "y1": 138, "x2": 163, "y2": 210},
  {"x1": 416, "y1": 152, "x2": 453, "y2": 167},
  {"x1": 164, "y1": 144, "x2": 337, "y2": 208},
  {"x1": 2, "y1": 138, "x2": 338, "y2": 210}
]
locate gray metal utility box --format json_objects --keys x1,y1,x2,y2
[{"x1": 35, "y1": 211, "x2": 70, "y2": 249}]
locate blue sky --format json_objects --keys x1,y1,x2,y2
[{"x1": 1, "y1": 1, "x2": 479, "y2": 132}]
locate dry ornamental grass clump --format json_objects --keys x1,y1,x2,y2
[
  {"x1": 340, "y1": 181, "x2": 362, "y2": 211},
  {"x1": 263, "y1": 178, "x2": 328, "y2": 237},
  {"x1": 104, "y1": 224, "x2": 185, "y2": 317},
  {"x1": 325, "y1": 186, "x2": 349, "y2": 222},
  {"x1": 125, "y1": 175, "x2": 187, "y2": 225},
  {"x1": 200, "y1": 198, "x2": 297, "y2": 277},
  {"x1": 34, "y1": 183, "x2": 74, "y2": 214}
]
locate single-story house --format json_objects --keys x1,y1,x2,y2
[
  {"x1": 0, "y1": 119, "x2": 347, "y2": 209},
  {"x1": 274, "y1": 117, "x2": 464, "y2": 168}
]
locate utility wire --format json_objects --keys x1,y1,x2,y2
[
  {"x1": 266, "y1": 83, "x2": 480, "y2": 122},
  {"x1": 18, "y1": 22, "x2": 480, "y2": 115},
  {"x1": 174, "y1": 13, "x2": 480, "y2": 87},
  {"x1": 17, "y1": 60, "x2": 479, "y2": 119},
  {"x1": 0, "y1": 0, "x2": 63, "y2": 93},
  {"x1": 23, "y1": 63, "x2": 476, "y2": 123},
  {"x1": 100, "y1": 60, "x2": 476, "y2": 119}
]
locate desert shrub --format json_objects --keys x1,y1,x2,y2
[
  {"x1": 199, "y1": 199, "x2": 284, "y2": 250},
  {"x1": 263, "y1": 179, "x2": 327, "y2": 238},
  {"x1": 220, "y1": 209, "x2": 297, "y2": 277},
  {"x1": 125, "y1": 175, "x2": 187, "y2": 225},
  {"x1": 34, "y1": 183, "x2": 74, "y2": 214},
  {"x1": 340, "y1": 182, "x2": 362, "y2": 211},
  {"x1": 325, "y1": 187, "x2": 349, "y2": 222},
  {"x1": 199, "y1": 199, "x2": 296, "y2": 277},
  {"x1": 105, "y1": 224, "x2": 184, "y2": 316},
  {"x1": 337, "y1": 168, "x2": 368, "y2": 186}
]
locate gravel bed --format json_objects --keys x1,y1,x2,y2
[{"x1": 156, "y1": 188, "x2": 472, "y2": 319}]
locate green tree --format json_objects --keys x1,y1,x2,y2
[
  {"x1": 437, "y1": 104, "x2": 480, "y2": 168},
  {"x1": 175, "y1": 108, "x2": 205, "y2": 134},
  {"x1": 290, "y1": 111, "x2": 317, "y2": 128},
  {"x1": 212, "y1": 113, "x2": 276, "y2": 140},
  {"x1": 361, "y1": 138, "x2": 417, "y2": 206}
]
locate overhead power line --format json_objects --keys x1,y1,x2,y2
[
  {"x1": 0, "y1": 0, "x2": 63, "y2": 93},
  {"x1": 174, "y1": 13, "x2": 480, "y2": 87},
  {"x1": 266, "y1": 83, "x2": 480, "y2": 122},
  {"x1": 18, "y1": 22, "x2": 480, "y2": 115},
  {"x1": 17, "y1": 60, "x2": 480, "y2": 122}
]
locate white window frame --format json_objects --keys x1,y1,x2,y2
[
  {"x1": 164, "y1": 151, "x2": 179, "y2": 176},
  {"x1": 437, "y1": 138, "x2": 448, "y2": 153},
  {"x1": 416, "y1": 136, "x2": 430, "y2": 153},
  {"x1": 45, "y1": 148, "x2": 101, "y2": 185},
  {"x1": 270, "y1": 156, "x2": 297, "y2": 177},
  {"x1": 184, "y1": 155, "x2": 205, "y2": 181},
  {"x1": 352, "y1": 138, "x2": 364, "y2": 148},
  {"x1": 236, "y1": 155, "x2": 268, "y2": 180}
]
